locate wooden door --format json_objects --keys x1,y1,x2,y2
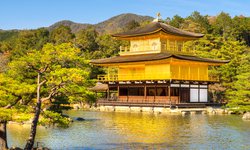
[{"x1": 180, "y1": 88, "x2": 190, "y2": 103}]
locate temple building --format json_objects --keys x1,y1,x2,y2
[{"x1": 90, "y1": 14, "x2": 229, "y2": 107}]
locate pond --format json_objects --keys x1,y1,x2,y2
[{"x1": 7, "y1": 110, "x2": 250, "y2": 149}]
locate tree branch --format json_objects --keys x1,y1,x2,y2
[
  {"x1": 41, "y1": 86, "x2": 58, "y2": 102},
  {"x1": 41, "y1": 79, "x2": 66, "y2": 102},
  {"x1": 39, "y1": 79, "x2": 47, "y2": 86},
  {"x1": 40, "y1": 64, "x2": 49, "y2": 73},
  {"x1": 41, "y1": 92, "x2": 57, "y2": 102},
  {"x1": 4, "y1": 96, "x2": 22, "y2": 109},
  {"x1": 27, "y1": 64, "x2": 39, "y2": 72}
]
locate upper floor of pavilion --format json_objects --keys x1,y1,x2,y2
[{"x1": 112, "y1": 14, "x2": 204, "y2": 56}]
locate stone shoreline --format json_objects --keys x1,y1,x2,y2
[{"x1": 73, "y1": 104, "x2": 235, "y2": 115}]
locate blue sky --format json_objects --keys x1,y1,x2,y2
[{"x1": 1, "y1": 0, "x2": 249, "y2": 30}]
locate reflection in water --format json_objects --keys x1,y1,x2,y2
[
  {"x1": 7, "y1": 111, "x2": 250, "y2": 149},
  {"x1": 7, "y1": 124, "x2": 49, "y2": 148}
]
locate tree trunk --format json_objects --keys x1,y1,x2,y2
[
  {"x1": 25, "y1": 73, "x2": 42, "y2": 150},
  {"x1": 0, "y1": 121, "x2": 8, "y2": 150}
]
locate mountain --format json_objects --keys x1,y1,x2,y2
[
  {"x1": 94, "y1": 13, "x2": 153, "y2": 34},
  {"x1": 48, "y1": 13, "x2": 153, "y2": 33},
  {"x1": 48, "y1": 20, "x2": 91, "y2": 33},
  {"x1": 0, "y1": 13, "x2": 153, "y2": 41}
]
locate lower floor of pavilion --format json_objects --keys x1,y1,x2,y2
[{"x1": 93, "y1": 80, "x2": 218, "y2": 107}]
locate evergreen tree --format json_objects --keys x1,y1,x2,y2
[
  {"x1": 187, "y1": 11, "x2": 211, "y2": 33},
  {"x1": 0, "y1": 43, "x2": 94, "y2": 149},
  {"x1": 50, "y1": 25, "x2": 74, "y2": 44},
  {"x1": 169, "y1": 15, "x2": 184, "y2": 28},
  {"x1": 11, "y1": 28, "x2": 50, "y2": 58},
  {"x1": 75, "y1": 27, "x2": 98, "y2": 51},
  {"x1": 212, "y1": 12, "x2": 232, "y2": 38},
  {"x1": 227, "y1": 48, "x2": 250, "y2": 111}
]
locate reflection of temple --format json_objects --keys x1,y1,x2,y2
[{"x1": 91, "y1": 15, "x2": 229, "y2": 107}]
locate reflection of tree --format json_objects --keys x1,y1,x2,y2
[{"x1": 7, "y1": 124, "x2": 49, "y2": 148}]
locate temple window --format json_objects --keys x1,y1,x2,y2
[
  {"x1": 169, "y1": 40, "x2": 175, "y2": 51},
  {"x1": 177, "y1": 41, "x2": 183, "y2": 52},
  {"x1": 119, "y1": 87, "x2": 128, "y2": 96},
  {"x1": 128, "y1": 87, "x2": 144, "y2": 96},
  {"x1": 147, "y1": 87, "x2": 155, "y2": 96},
  {"x1": 156, "y1": 87, "x2": 167, "y2": 96},
  {"x1": 152, "y1": 42, "x2": 157, "y2": 50},
  {"x1": 171, "y1": 88, "x2": 179, "y2": 96},
  {"x1": 133, "y1": 44, "x2": 138, "y2": 51},
  {"x1": 162, "y1": 41, "x2": 166, "y2": 51}
]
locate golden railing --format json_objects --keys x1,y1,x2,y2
[{"x1": 97, "y1": 73, "x2": 219, "y2": 82}]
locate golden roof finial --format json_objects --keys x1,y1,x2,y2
[
  {"x1": 157, "y1": 12, "x2": 161, "y2": 19},
  {"x1": 153, "y1": 12, "x2": 162, "y2": 22}
]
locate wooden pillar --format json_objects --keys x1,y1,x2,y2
[
  {"x1": 107, "y1": 67, "x2": 110, "y2": 81},
  {"x1": 144, "y1": 83, "x2": 147, "y2": 103},
  {"x1": 107, "y1": 89, "x2": 110, "y2": 101},
  {"x1": 154, "y1": 82, "x2": 156, "y2": 103},
  {"x1": 179, "y1": 83, "x2": 181, "y2": 104},
  {"x1": 127, "y1": 86, "x2": 129, "y2": 102},
  {"x1": 117, "y1": 84, "x2": 120, "y2": 101},
  {"x1": 168, "y1": 82, "x2": 171, "y2": 105},
  {"x1": 165, "y1": 84, "x2": 168, "y2": 104}
]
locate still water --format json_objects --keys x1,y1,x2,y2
[{"x1": 7, "y1": 110, "x2": 250, "y2": 150}]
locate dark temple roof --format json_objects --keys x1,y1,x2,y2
[
  {"x1": 112, "y1": 21, "x2": 204, "y2": 38},
  {"x1": 90, "y1": 53, "x2": 230, "y2": 65},
  {"x1": 89, "y1": 83, "x2": 108, "y2": 92}
]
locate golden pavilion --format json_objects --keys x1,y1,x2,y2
[{"x1": 90, "y1": 15, "x2": 229, "y2": 107}]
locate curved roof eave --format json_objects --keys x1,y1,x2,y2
[
  {"x1": 112, "y1": 22, "x2": 204, "y2": 38},
  {"x1": 90, "y1": 53, "x2": 230, "y2": 65}
]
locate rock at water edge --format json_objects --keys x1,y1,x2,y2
[{"x1": 242, "y1": 112, "x2": 250, "y2": 120}]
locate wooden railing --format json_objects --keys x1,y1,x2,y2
[
  {"x1": 97, "y1": 96, "x2": 179, "y2": 106},
  {"x1": 97, "y1": 73, "x2": 219, "y2": 82}
]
